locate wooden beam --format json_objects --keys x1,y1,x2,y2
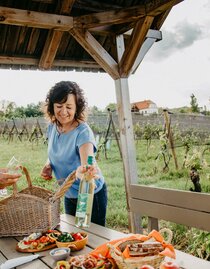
[
  {"x1": 0, "y1": 56, "x2": 100, "y2": 69},
  {"x1": 74, "y1": 0, "x2": 123, "y2": 12},
  {"x1": 69, "y1": 28, "x2": 119, "y2": 79},
  {"x1": 146, "y1": 0, "x2": 183, "y2": 17},
  {"x1": 39, "y1": 0, "x2": 75, "y2": 69},
  {"x1": 119, "y1": 16, "x2": 154, "y2": 77},
  {"x1": 39, "y1": 30, "x2": 63, "y2": 69},
  {"x1": 60, "y1": 0, "x2": 75, "y2": 14},
  {"x1": 26, "y1": 28, "x2": 40, "y2": 54},
  {"x1": 153, "y1": 8, "x2": 172, "y2": 30},
  {"x1": 73, "y1": 0, "x2": 183, "y2": 29},
  {"x1": 114, "y1": 35, "x2": 141, "y2": 233},
  {"x1": 73, "y1": 5, "x2": 145, "y2": 29},
  {"x1": 131, "y1": 29, "x2": 162, "y2": 74},
  {"x1": 0, "y1": 7, "x2": 73, "y2": 30}
]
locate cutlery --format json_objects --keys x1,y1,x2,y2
[{"x1": 0, "y1": 254, "x2": 41, "y2": 269}]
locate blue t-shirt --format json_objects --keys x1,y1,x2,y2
[{"x1": 47, "y1": 122, "x2": 104, "y2": 198}]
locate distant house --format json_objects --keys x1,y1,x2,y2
[{"x1": 131, "y1": 100, "x2": 158, "y2": 115}]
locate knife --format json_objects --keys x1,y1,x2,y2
[{"x1": 0, "y1": 254, "x2": 41, "y2": 269}]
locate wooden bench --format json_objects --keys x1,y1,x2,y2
[{"x1": 129, "y1": 184, "x2": 210, "y2": 232}]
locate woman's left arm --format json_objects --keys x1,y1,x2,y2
[{"x1": 79, "y1": 142, "x2": 95, "y2": 166}]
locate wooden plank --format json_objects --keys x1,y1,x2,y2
[
  {"x1": 0, "y1": 7, "x2": 73, "y2": 31},
  {"x1": 0, "y1": 56, "x2": 100, "y2": 69},
  {"x1": 119, "y1": 16, "x2": 154, "y2": 77},
  {"x1": 39, "y1": 0, "x2": 76, "y2": 69},
  {"x1": 130, "y1": 198, "x2": 210, "y2": 231},
  {"x1": 0, "y1": 253, "x2": 6, "y2": 265},
  {"x1": 69, "y1": 28, "x2": 119, "y2": 79},
  {"x1": 73, "y1": 0, "x2": 183, "y2": 29},
  {"x1": 114, "y1": 79, "x2": 141, "y2": 233},
  {"x1": 130, "y1": 30, "x2": 161, "y2": 74},
  {"x1": 60, "y1": 214, "x2": 128, "y2": 241},
  {"x1": 0, "y1": 237, "x2": 50, "y2": 268},
  {"x1": 130, "y1": 184, "x2": 210, "y2": 212},
  {"x1": 170, "y1": 250, "x2": 210, "y2": 269},
  {"x1": 39, "y1": 30, "x2": 63, "y2": 69}
]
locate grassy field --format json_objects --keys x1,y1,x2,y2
[{"x1": 0, "y1": 136, "x2": 210, "y2": 259}]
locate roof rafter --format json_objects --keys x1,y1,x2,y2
[
  {"x1": 0, "y1": 6, "x2": 73, "y2": 30},
  {"x1": 39, "y1": 0, "x2": 76, "y2": 69},
  {"x1": 119, "y1": 16, "x2": 154, "y2": 77},
  {"x1": 69, "y1": 28, "x2": 119, "y2": 79},
  {"x1": 73, "y1": 0, "x2": 182, "y2": 29}
]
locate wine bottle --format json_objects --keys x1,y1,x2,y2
[{"x1": 75, "y1": 156, "x2": 96, "y2": 228}]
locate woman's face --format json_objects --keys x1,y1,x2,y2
[{"x1": 53, "y1": 94, "x2": 77, "y2": 126}]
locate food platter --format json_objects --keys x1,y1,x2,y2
[
  {"x1": 16, "y1": 230, "x2": 60, "y2": 253},
  {"x1": 16, "y1": 243, "x2": 56, "y2": 253},
  {"x1": 54, "y1": 255, "x2": 117, "y2": 269}
]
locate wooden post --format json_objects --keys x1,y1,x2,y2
[
  {"x1": 108, "y1": 109, "x2": 123, "y2": 159},
  {"x1": 163, "y1": 109, "x2": 179, "y2": 170},
  {"x1": 115, "y1": 34, "x2": 142, "y2": 233}
]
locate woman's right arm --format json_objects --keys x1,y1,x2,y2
[
  {"x1": 0, "y1": 169, "x2": 21, "y2": 189},
  {"x1": 40, "y1": 160, "x2": 53, "y2": 180}
]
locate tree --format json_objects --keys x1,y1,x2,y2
[
  {"x1": 89, "y1": 105, "x2": 103, "y2": 115},
  {"x1": 105, "y1": 103, "x2": 116, "y2": 112},
  {"x1": 24, "y1": 103, "x2": 43, "y2": 117},
  {"x1": 4, "y1": 101, "x2": 16, "y2": 119},
  {"x1": 190, "y1": 94, "x2": 199, "y2": 113}
]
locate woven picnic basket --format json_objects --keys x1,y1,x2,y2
[
  {"x1": 108, "y1": 228, "x2": 173, "y2": 269},
  {"x1": 0, "y1": 166, "x2": 76, "y2": 237}
]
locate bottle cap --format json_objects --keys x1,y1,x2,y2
[{"x1": 87, "y1": 156, "x2": 94, "y2": 165}]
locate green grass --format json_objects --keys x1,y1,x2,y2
[{"x1": 0, "y1": 136, "x2": 210, "y2": 259}]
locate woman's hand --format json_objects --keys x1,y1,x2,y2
[
  {"x1": 0, "y1": 169, "x2": 22, "y2": 189},
  {"x1": 76, "y1": 164, "x2": 99, "y2": 180},
  {"x1": 40, "y1": 164, "x2": 53, "y2": 180}
]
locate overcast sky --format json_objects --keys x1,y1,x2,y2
[{"x1": 0, "y1": 0, "x2": 210, "y2": 110}]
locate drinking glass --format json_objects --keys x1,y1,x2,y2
[{"x1": 7, "y1": 156, "x2": 22, "y2": 175}]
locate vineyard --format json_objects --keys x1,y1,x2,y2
[
  {"x1": 0, "y1": 113, "x2": 209, "y2": 193},
  {"x1": 0, "y1": 113, "x2": 210, "y2": 260}
]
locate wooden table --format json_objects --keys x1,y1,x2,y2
[{"x1": 0, "y1": 214, "x2": 210, "y2": 269}]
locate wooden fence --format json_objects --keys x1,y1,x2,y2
[{"x1": 0, "y1": 117, "x2": 47, "y2": 143}]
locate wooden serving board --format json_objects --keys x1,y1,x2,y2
[{"x1": 16, "y1": 243, "x2": 57, "y2": 253}]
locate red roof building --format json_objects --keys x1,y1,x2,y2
[{"x1": 131, "y1": 100, "x2": 158, "y2": 115}]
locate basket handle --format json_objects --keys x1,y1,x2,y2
[
  {"x1": 159, "y1": 228, "x2": 173, "y2": 244},
  {"x1": 12, "y1": 166, "x2": 33, "y2": 195},
  {"x1": 50, "y1": 171, "x2": 76, "y2": 202}
]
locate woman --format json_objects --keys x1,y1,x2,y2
[
  {"x1": 40, "y1": 81, "x2": 107, "y2": 226},
  {"x1": 0, "y1": 168, "x2": 21, "y2": 189}
]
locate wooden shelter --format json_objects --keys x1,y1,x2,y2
[{"x1": 0, "y1": 0, "x2": 185, "y2": 232}]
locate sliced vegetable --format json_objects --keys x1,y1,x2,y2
[
  {"x1": 57, "y1": 232, "x2": 74, "y2": 242},
  {"x1": 72, "y1": 232, "x2": 83, "y2": 241}
]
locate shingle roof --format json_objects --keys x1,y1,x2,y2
[{"x1": 132, "y1": 100, "x2": 155, "y2": 110}]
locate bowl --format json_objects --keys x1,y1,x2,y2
[
  {"x1": 50, "y1": 247, "x2": 70, "y2": 261},
  {"x1": 56, "y1": 232, "x2": 88, "y2": 251}
]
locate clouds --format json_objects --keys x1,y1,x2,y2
[{"x1": 147, "y1": 21, "x2": 204, "y2": 61}]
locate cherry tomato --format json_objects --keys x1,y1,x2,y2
[{"x1": 39, "y1": 236, "x2": 49, "y2": 243}]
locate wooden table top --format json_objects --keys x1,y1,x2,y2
[{"x1": 0, "y1": 214, "x2": 210, "y2": 269}]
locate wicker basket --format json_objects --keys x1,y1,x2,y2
[
  {"x1": 108, "y1": 228, "x2": 173, "y2": 269},
  {"x1": 0, "y1": 166, "x2": 76, "y2": 237}
]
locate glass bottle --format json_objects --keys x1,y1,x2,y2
[{"x1": 75, "y1": 156, "x2": 96, "y2": 228}]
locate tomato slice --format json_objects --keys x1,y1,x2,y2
[
  {"x1": 72, "y1": 232, "x2": 83, "y2": 241},
  {"x1": 39, "y1": 236, "x2": 49, "y2": 243}
]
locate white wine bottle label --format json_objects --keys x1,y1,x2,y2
[{"x1": 76, "y1": 193, "x2": 88, "y2": 218}]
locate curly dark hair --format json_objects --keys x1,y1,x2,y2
[{"x1": 44, "y1": 81, "x2": 87, "y2": 124}]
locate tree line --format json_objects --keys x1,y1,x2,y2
[{"x1": 0, "y1": 93, "x2": 209, "y2": 120}]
